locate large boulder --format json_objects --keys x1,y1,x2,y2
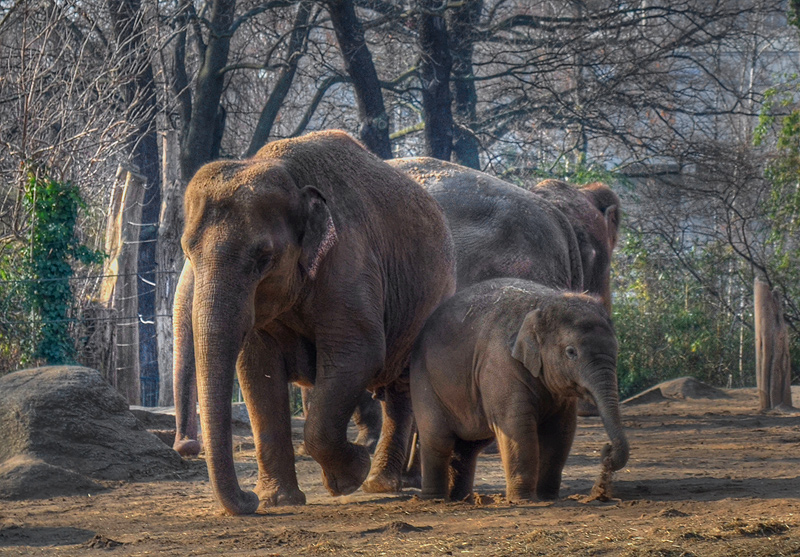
[{"x1": 0, "y1": 366, "x2": 185, "y2": 500}]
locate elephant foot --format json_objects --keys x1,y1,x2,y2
[
  {"x1": 361, "y1": 470, "x2": 402, "y2": 493},
  {"x1": 320, "y1": 444, "x2": 371, "y2": 496},
  {"x1": 255, "y1": 482, "x2": 306, "y2": 507},
  {"x1": 173, "y1": 437, "x2": 201, "y2": 458},
  {"x1": 536, "y1": 489, "x2": 560, "y2": 501},
  {"x1": 419, "y1": 490, "x2": 448, "y2": 501},
  {"x1": 505, "y1": 489, "x2": 537, "y2": 503}
]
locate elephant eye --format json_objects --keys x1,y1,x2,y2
[
  {"x1": 565, "y1": 346, "x2": 578, "y2": 360},
  {"x1": 252, "y1": 250, "x2": 273, "y2": 274}
]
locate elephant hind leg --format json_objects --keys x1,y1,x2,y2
[
  {"x1": 352, "y1": 390, "x2": 382, "y2": 452},
  {"x1": 238, "y1": 330, "x2": 305, "y2": 507},
  {"x1": 417, "y1": 432, "x2": 454, "y2": 500},
  {"x1": 363, "y1": 379, "x2": 417, "y2": 494},
  {"x1": 449, "y1": 438, "x2": 493, "y2": 502}
]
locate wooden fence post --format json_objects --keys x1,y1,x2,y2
[
  {"x1": 754, "y1": 278, "x2": 793, "y2": 411},
  {"x1": 97, "y1": 166, "x2": 146, "y2": 405}
]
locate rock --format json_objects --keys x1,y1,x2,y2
[
  {"x1": 659, "y1": 377, "x2": 729, "y2": 400},
  {"x1": 623, "y1": 387, "x2": 668, "y2": 406},
  {"x1": 230, "y1": 402, "x2": 251, "y2": 425},
  {"x1": 129, "y1": 407, "x2": 177, "y2": 430},
  {"x1": 623, "y1": 376, "x2": 729, "y2": 406},
  {"x1": 0, "y1": 455, "x2": 102, "y2": 500},
  {"x1": 0, "y1": 366, "x2": 185, "y2": 500}
]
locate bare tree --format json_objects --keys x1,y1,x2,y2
[
  {"x1": 448, "y1": 0, "x2": 482, "y2": 168},
  {"x1": 417, "y1": 0, "x2": 453, "y2": 160},
  {"x1": 324, "y1": 0, "x2": 392, "y2": 158}
]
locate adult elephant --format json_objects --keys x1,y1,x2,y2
[
  {"x1": 390, "y1": 158, "x2": 584, "y2": 293},
  {"x1": 171, "y1": 131, "x2": 456, "y2": 515}
]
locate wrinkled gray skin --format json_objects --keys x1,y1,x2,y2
[
  {"x1": 529, "y1": 179, "x2": 620, "y2": 313},
  {"x1": 391, "y1": 158, "x2": 584, "y2": 293},
  {"x1": 410, "y1": 278, "x2": 629, "y2": 502},
  {"x1": 171, "y1": 131, "x2": 456, "y2": 515}
]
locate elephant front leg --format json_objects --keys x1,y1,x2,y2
[
  {"x1": 535, "y1": 403, "x2": 577, "y2": 500},
  {"x1": 352, "y1": 390, "x2": 382, "y2": 452},
  {"x1": 362, "y1": 381, "x2": 415, "y2": 493},
  {"x1": 495, "y1": 416, "x2": 540, "y2": 502},
  {"x1": 303, "y1": 344, "x2": 378, "y2": 496},
  {"x1": 237, "y1": 330, "x2": 305, "y2": 507}
]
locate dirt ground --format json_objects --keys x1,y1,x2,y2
[{"x1": 2, "y1": 387, "x2": 800, "y2": 556}]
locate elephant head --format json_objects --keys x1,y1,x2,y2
[
  {"x1": 181, "y1": 160, "x2": 337, "y2": 515},
  {"x1": 510, "y1": 294, "x2": 629, "y2": 471},
  {"x1": 531, "y1": 180, "x2": 620, "y2": 313}
]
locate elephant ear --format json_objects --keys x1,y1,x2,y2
[
  {"x1": 604, "y1": 204, "x2": 619, "y2": 250},
  {"x1": 299, "y1": 186, "x2": 338, "y2": 280},
  {"x1": 510, "y1": 309, "x2": 543, "y2": 377}
]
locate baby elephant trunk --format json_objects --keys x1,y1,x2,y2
[{"x1": 584, "y1": 366, "x2": 630, "y2": 472}]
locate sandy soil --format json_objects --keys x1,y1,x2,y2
[{"x1": 2, "y1": 387, "x2": 800, "y2": 556}]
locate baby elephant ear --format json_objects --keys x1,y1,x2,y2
[
  {"x1": 299, "y1": 186, "x2": 338, "y2": 280},
  {"x1": 511, "y1": 309, "x2": 543, "y2": 377}
]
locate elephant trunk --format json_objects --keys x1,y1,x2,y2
[
  {"x1": 583, "y1": 365, "x2": 629, "y2": 471},
  {"x1": 193, "y1": 278, "x2": 259, "y2": 515}
]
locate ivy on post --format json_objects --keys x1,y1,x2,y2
[{"x1": 23, "y1": 168, "x2": 104, "y2": 365}]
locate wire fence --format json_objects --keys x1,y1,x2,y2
[
  {"x1": 0, "y1": 270, "x2": 178, "y2": 407},
  {"x1": 0, "y1": 270, "x2": 303, "y2": 412}
]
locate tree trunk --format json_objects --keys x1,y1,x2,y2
[
  {"x1": 754, "y1": 279, "x2": 793, "y2": 410},
  {"x1": 325, "y1": 0, "x2": 392, "y2": 159},
  {"x1": 179, "y1": 0, "x2": 237, "y2": 181},
  {"x1": 108, "y1": 0, "x2": 162, "y2": 406},
  {"x1": 98, "y1": 167, "x2": 145, "y2": 405},
  {"x1": 156, "y1": 130, "x2": 184, "y2": 406},
  {"x1": 418, "y1": 0, "x2": 453, "y2": 160},
  {"x1": 246, "y1": 1, "x2": 313, "y2": 156},
  {"x1": 448, "y1": 0, "x2": 481, "y2": 168}
]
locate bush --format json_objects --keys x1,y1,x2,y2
[{"x1": 612, "y1": 226, "x2": 756, "y2": 399}]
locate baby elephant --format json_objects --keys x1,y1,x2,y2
[{"x1": 410, "y1": 278, "x2": 629, "y2": 502}]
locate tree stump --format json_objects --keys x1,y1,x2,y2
[{"x1": 754, "y1": 279, "x2": 793, "y2": 411}]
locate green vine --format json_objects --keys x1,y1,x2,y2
[{"x1": 22, "y1": 169, "x2": 104, "y2": 365}]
